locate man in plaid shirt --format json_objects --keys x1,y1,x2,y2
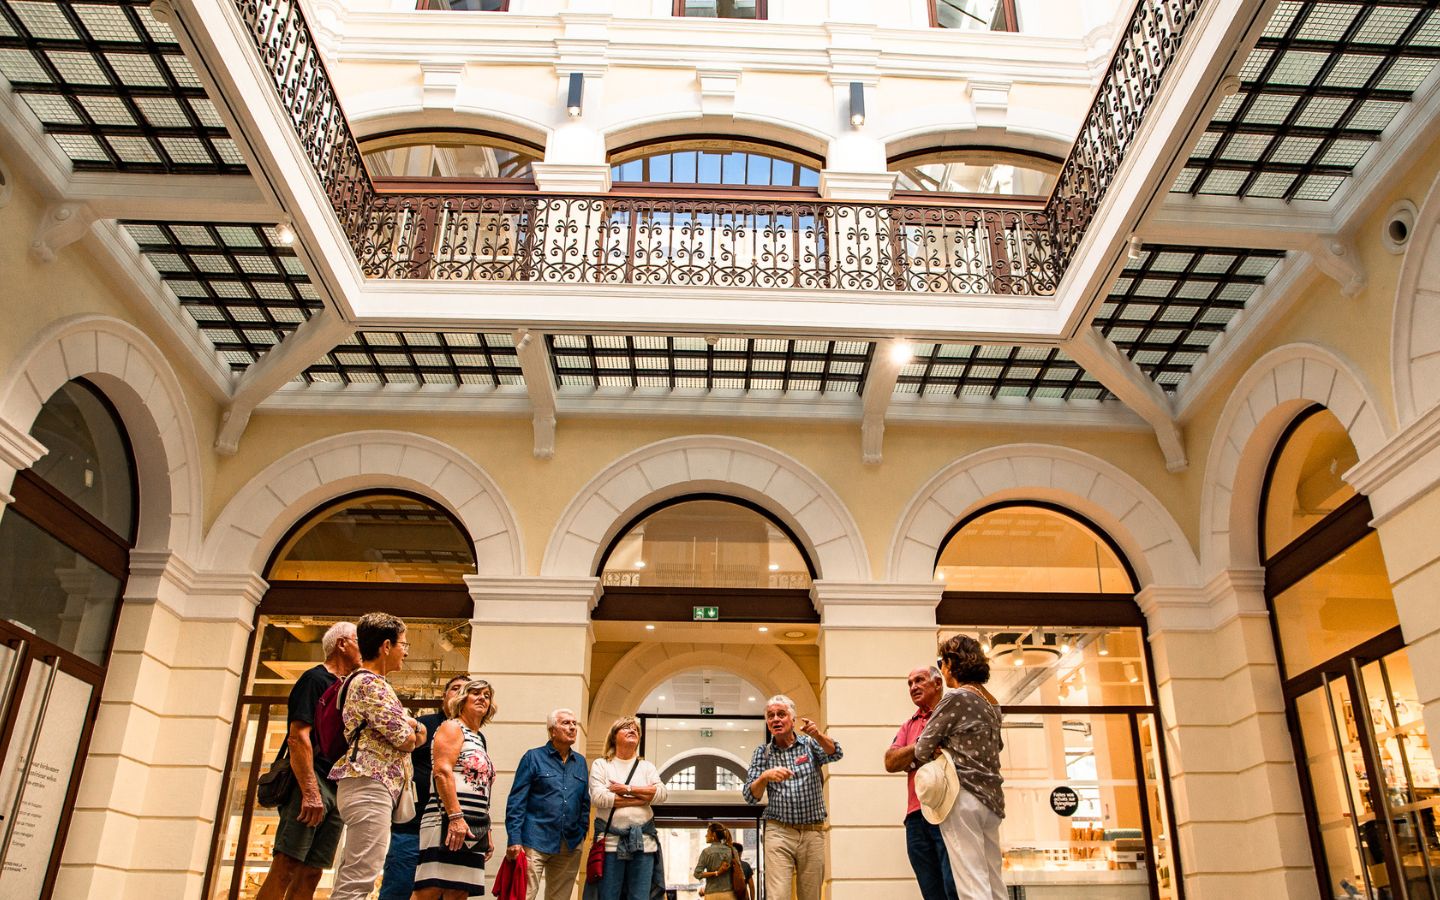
[{"x1": 742, "y1": 694, "x2": 843, "y2": 900}]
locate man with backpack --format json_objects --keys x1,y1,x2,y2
[{"x1": 257, "y1": 621, "x2": 361, "y2": 900}]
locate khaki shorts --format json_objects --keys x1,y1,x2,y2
[{"x1": 273, "y1": 775, "x2": 343, "y2": 869}]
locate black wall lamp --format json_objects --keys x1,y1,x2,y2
[
  {"x1": 566, "y1": 72, "x2": 584, "y2": 117},
  {"x1": 849, "y1": 81, "x2": 865, "y2": 128}
]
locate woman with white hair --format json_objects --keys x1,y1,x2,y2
[{"x1": 413, "y1": 678, "x2": 499, "y2": 900}]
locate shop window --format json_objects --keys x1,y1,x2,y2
[
  {"x1": 673, "y1": 0, "x2": 766, "y2": 20},
  {"x1": 359, "y1": 130, "x2": 538, "y2": 180},
  {"x1": 610, "y1": 140, "x2": 820, "y2": 188},
  {"x1": 267, "y1": 493, "x2": 478, "y2": 584},
  {"x1": 1263, "y1": 406, "x2": 1440, "y2": 898},
  {"x1": 930, "y1": 0, "x2": 1018, "y2": 31},
  {"x1": 935, "y1": 503, "x2": 1181, "y2": 898},
  {"x1": 0, "y1": 378, "x2": 134, "y2": 895},
  {"x1": 599, "y1": 498, "x2": 812, "y2": 590},
  {"x1": 890, "y1": 148, "x2": 1057, "y2": 197},
  {"x1": 934, "y1": 504, "x2": 1134, "y2": 593}
]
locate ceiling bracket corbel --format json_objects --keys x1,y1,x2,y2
[
  {"x1": 214, "y1": 309, "x2": 354, "y2": 456},
  {"x1": 1305, "y1": 235, "x2": 1366, "y2": 298},
  {"x1": 30, "y1": 202, "x2": 96, "y2": 262},
  {"x1": 1063, "y1": 328, "x2": 1188, "y2": 473},
  {"x1": 514, "y1": 329, "x2": 558, "y2": 460},
  {"x1": 859, "y1": 339, "x2": 906, "y2": 465}
]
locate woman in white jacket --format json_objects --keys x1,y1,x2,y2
[{"x1": 588, "y1": 716, "x2": 668, "y2": 899}]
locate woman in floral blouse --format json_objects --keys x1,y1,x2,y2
[
  {"x1": 414, "y1": 678, "x2": 499, "y2": 899},
  {"x1": 329, "y1": 612, "x2": 427, "y2": 900}
]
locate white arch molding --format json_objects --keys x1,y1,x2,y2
[
  {"x1": 541, "y1": 435, "x2": 869, "y2": 581},
  {"x1": 889, "y1": 444, "x2": 1199, "y2": 588},
  {"x1": 0, "y1": 315, "x2": 204, "y2": 561},
  {"x1": 587, "y1": 642, "x2": 819, "y2": 759},
  {"x1": 1199, "y1": 343, "x2": 1390, "y2": 573},
  {"x1": 202, "y1": 431, "x2": 523, "y2": 575},
  {"x1": 1393, "y1": 166, "x2": 1440, "y2": 424}
]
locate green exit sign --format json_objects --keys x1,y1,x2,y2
[
  {"x1": 700, "y1": 704, "x2": 715, "y2": 716},
  {"x1": 700, "y1": 728, "x2": 714, "y2": 738},
  {"x1": 692, "y1": 606, "x2": 719, "y2": 621}
]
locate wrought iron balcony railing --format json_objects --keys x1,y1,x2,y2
[{"x1": 233, "y1": 0, "x2": 1204, "y2": 297}]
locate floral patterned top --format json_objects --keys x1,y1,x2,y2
[{"x1": 328, "y1": 670, "x2": 415, "y2": 799}]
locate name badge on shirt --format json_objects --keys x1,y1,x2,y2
[{"x1": 794, "y1": 754, "x2": 810, "y2": 765}]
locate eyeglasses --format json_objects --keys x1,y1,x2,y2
[{"x1": 395, "y1": 640, "x2": 410, "y2": 650}]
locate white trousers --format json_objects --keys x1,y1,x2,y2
[
  {"x1": 938, "y1": 789, "x2": 1005, "y2": 900},
  {"x1": 330, "y1": 776, "x2": 394, "y2": 900}
]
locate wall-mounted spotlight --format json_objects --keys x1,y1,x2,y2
[
  {"x1": 979, "y1": 631, "x2": 992, "y2": 654},
  {"x1": 274, "y1": 218, "x2": 296, "y2": 246},
  {"x1": 1097, "y1": 633, "x2": 1110, "y2": 656},
  {"x1": 849, "y1": 82, "x2": 866, "y2": 128},
  {"x1": 889, "y1": 340, "x2": 914, "y2": 365},
  {"x1": 566, "y1": 72, "x2": 584, "y2": 118},
  {"x1": 1127, "y1": 234, "x2": 1143, "y2": 261}
]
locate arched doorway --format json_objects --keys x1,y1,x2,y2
[
  {"x1": 1263, "y1": 406, "x2": 1440, "y2": 899},
  {"x1": 934, "y1": 502, "x2": 1183, "y2": 900},
  {"x1": 0, "y1": 378, "x2": 136, "y2": 897},
  {"x1": 204, "y1": 491, "x2": 479, "y2": 900}
]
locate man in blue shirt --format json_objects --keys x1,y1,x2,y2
[
  {"x1": 743, "y1": 694, "x2": 842, "y2": 900},
  {"x1": 506, "y1": 707, "x2": 589, "y2": 900}
]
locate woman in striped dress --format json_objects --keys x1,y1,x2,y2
[{"x1": 414, "y1": 678, "x2": 498, "y2": 899}]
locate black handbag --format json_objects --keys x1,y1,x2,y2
[{"x1": 256, "y1": 743, "x2": 294, "y2": 808}]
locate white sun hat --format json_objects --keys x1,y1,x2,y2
[{"x1": 914, "y1": 749, "x2": 961, "y2": 825}]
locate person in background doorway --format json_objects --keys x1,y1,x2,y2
[
  {"x1": 378, "y1": 673, "x2": 467, "y2": 900},
  {"x1": 414, "y1": 678, "x2": 500, "y2": 899},
  {"x1": 328, "y1": 612, "x2": 428, "y2": 900},
  {"x1": 741, "y1": 695, "x2": 842, "y2": 900},
  {"x1": 692, "y1": 823, "x2": 742, "y2": 900},
  {"x1": 588, "y1": 716, "x2": 668, "y2": 899},
  {"x1": 914, "y1": 635, "x2": 1006, "y2": 900},
  {"x1": 256, "y1": 621, "x2": 360, "y2": 900},
  {"x1": 506, "y1": 708, "x2": 590, "y2": 900},
  {"x1": 730, "y1": 843, "x2": 753, "y2": 899},
  {"x1": 885, "y1": 665, "x2": 961, "y2": 900}
]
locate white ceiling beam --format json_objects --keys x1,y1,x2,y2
[
  {"x1": 513, "y1": 329, "x2": 558, "y2": 459},
  {"x1": 1063, "y1": 327, "x2": 1187, "y2": 472},
  {"x1": 214, "y1": 309, "x2": 354, "y2": 455},
  {"x1": 69, "y1": 172, "x2": 276, "y2": 222},
  {"x1": 860, "y1": 339, "x2": 906, "y2": 465},
  {"x1": 1140, "y1": 199, "x2": 1334, "y2": 250}
]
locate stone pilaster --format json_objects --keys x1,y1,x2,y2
[
  {"x1": 811, "y1": 580, "x2": 943, "y2": 900},
  {"x1": 0, "y1": 414, "x2": 46, "y2": 509}
]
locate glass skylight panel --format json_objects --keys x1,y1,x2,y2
[
  {"x1": 545, "y1": 336, "x2": 871, "y2": 393},
  {"x1": 895, "y1": 345, "x2": 1106, "y2": 401}
]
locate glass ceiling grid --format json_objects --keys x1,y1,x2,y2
[
  {"x1": 121, "y1": 221, "x2": 320, "y2": 372},
  {"x1": 1176, "y1": 1, "x2": 1439, "y2": 201},
  {"x1": 544, "y1": 336, "x2": 873, "y2": 393},
  {"x1": 1094, "y1": 245, "x2": 1286, "y2": 390},
  {"x1": 896, "y1": 345, "x2": 1107, "y2": 402},
  {"x1": 0, "y1": 0, "x2": 246, "y2": 174},
  {"x1": 306, "y1": 332, "x2": 523, "y2": 387}
]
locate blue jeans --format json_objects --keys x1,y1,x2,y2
[
  {"x1": 599, "y1": 849, "x2": 656, "y2": 900},
  {"x1": 377, "y1": 830, "x2": 420, "y2": 900},
  {"x1": 906, "y1": 810, "x2": 960, "y2": 900}
]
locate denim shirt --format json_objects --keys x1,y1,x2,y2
[{"x1": 505, "y1": 743, "x2": 590, "y2": 853}]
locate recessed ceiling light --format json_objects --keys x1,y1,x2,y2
[
  {"x1": 678, "y1": 721, "x2": 688, "y2": 727},
  {"x1": 657, "y1": 695, "x2": 666, "y2": 700},
  {"x1": 645, "y1": 624, "x2": 655, "y2": 630},
  {"x1": 757, "y1": 626, "x2": 769, "y2": 633},
  {"x1": 635, "y1": 560, "x2": 646, "y2": 569},
  {"x1": 747, "y1": 696, "x2": 756, "y2": 702},
  {"x1": 768, "y1": 562, "x2": 779, "y2": 571},
  {"x1": 783, "y1": 630, "x2": 806, "y2": 639}
]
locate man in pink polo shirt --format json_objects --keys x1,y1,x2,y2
[{"x1": 884, "y1": 666, "x2": 960, "y2": 900}]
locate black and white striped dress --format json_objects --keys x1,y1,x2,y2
[{"x1": 415, "y1": 723, "x2": 495, "y2": 896}]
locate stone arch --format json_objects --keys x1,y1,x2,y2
[
  {"x1": 541, "y1": 436, "x2": 868, "y2": 580},
  {"x1": 602, "y1": 115, "x2": 831, "y2": 162},
  {"x1": 349, "y1": 108, "x2": 550, "y2": 158},
  {"x1": 0, "y1": 315, "x2": 204, "y2": 561},
  {"x1": 587, "y1": 642, "x2": 819, "y2": 759},
  {"x1": 1199, "y1": 343, "x2": 1390, "y2": 573},
  {"x1": 889, "y1": 444, "x2": 1198, "y2": 588},
  {"x1": 201, "y1": 430, "x2": 523, "y2": 576},
  {"x1": 882, "y1": 125, "x2": 1072, "y2": 170},
  {"x1": 1392, "y1": 166, "x2": 1440, "y2": 424}
]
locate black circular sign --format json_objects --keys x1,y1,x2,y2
[{"x1": 1050, "y1": 786, "x2": 1079, "y2": 817}]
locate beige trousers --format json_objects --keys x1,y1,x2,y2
[
  {"x1": 524, "y1": 845, "x2": 583, "y2": 900},
  {"x1": 330, "y1": 777, "x2": 393, "y2": 900},
  {"x1": 762, "y1": 822, "x2": 825, "y2": 900}
]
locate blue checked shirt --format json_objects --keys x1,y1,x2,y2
[{"x1": 742, "y1": 733, "x2": 843, "y2": 825}]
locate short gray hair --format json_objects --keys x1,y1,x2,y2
[
  {"x1": 764, "y1": 694, "x2": 796, "y2": 717},
  {"x1": 546, "y1": 708, "x2": 577, "y2": 732},
  {"x1": 322, "y1": 621, "x2": 355, "y2": 658},
  {"x1": 927, "y1": 666, "x2": 943, "y2": 683}
]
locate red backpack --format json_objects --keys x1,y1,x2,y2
[{"x1": 314, "y1": 671, "x2": 369, "y2": 767}]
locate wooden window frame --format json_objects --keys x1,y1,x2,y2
[
  {"x1": 671, "y1": 0, "x2": 768, "y2": 20},
  {"x1": 929, "y1": 0, "x2": 1019, "y2": 31}
]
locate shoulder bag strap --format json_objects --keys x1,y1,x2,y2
[
  {"x1": 599, "y1": 758, "x2": 644, "y2": 837},
  {"x1": 340, "y1": 671, "x2": 374, "y2": 762}
]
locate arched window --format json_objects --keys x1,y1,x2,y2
[
  {"x1": 890, "y1": 148, "x2": 1058, "y2": 196},
  {"x1": 360, "y1": 130, "x2": 539, "y2": 181},
  {"x1": 930, "y1": 0, "x2": 1019, "y2": 31},
  {"x1": 610, "y1": 139, "x2": 821, "y2": 188},
  {"x1": 934, "y1": 504, "x2": 1133, "y2": 594},
  {"x1": 933, "y1": 503, "x2": 1182, "y2": 899},
  {"x1": 0, "y1": 378, "x2": 135, "y2": 894},
  {"x1": 599, "y1": 497, "x2": 812, "y2": 590},
  {"x1": 207, "y1": 491, "x2": 476, "y2": 898},
  {"x1": 1262, "y1": 407, "x2": 1437, "y2": 898}
]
